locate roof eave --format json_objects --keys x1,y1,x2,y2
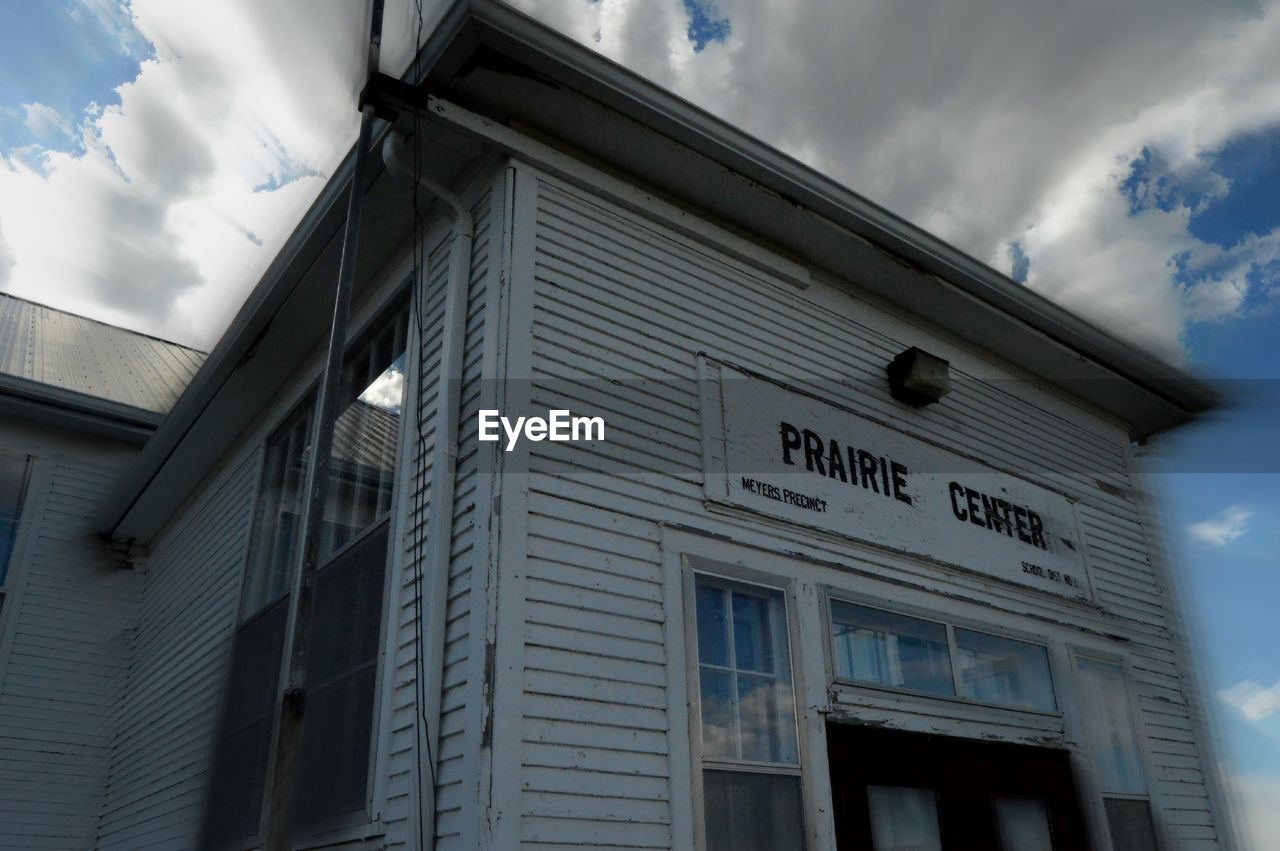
[
  {"x1": 103, "y1": 0, "x2": 1217, "y2": 538},
  {"x1": 0, "y1": 373, "x2": 161, "y2": 445},
  {"x1": 451, "y1": 0, "x2": 1218, "y2": 427}
]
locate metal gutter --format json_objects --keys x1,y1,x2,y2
[{"x1": 0, "y1": 373, "x2": 160, "y2": 444}]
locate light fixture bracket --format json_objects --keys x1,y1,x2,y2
[{"x1": 887, "y1": 346, "x2": 951, "y2": 406}]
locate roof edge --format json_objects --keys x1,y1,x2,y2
[
  {"x1": 0, "y1": 373, "x2": 160, "y2": 445},
  {"x1": 456, "y1": 0, "x2": 1217, "y2": 421}
]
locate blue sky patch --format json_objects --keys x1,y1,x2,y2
[
  {"x1": 1120, "y1": 146, "x2": 1217, "y2": 215},
  {"x1": 1189, "y1": 126, "x2": 1280, "y2": 249},
  {"x1": 1007, "y1": 240, "x2": 1030, "y2": 283},
  {"x1": 0, "y1": 1, "x2": 150, "y2": 157},
  {"x1": 683, "y1": 0, "x2": 730, "y2": 51}
]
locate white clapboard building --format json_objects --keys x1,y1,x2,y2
[{"x1": 0, "y1": 1, "x2": 1239, "y2": 849}]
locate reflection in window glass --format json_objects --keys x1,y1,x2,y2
[
  {"x1": 320, "y1": 304, "x2": 408, "y2": 559},
  {"x1": 1076, "y1": 657, "x2": 1148, "y2": 795},
  {"x1": 694, "y1": 576, "x2": 798, "y2": 765},
  {"x1": 0, "y1": 451, "x2": 31, "y2": 587},
  {"x1": 241, "y1": 301, "x2": 408, "y2": 618},
  {"x1": 830, "y1": 602, "x2": 954, "y2": 697},
  {"x1": 867, "y1": 786, "x2": 942, "y2": 851},
  {"x1": 243, "y1": 401, "x2": 314, "y2": 616},
  {"x1": 955, "y1": 628, "x2": 1057, "y2": 711},
  {"x1": 995, "y1": 797, "x2": 1054, "y2": 851}
]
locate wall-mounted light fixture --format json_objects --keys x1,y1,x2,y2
[{"x1": 887, "y1": 347, "x2": 951, "y2": 406}]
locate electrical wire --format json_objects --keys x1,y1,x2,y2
[{"x1": 407, "y1": 0, "x2": 439, "y2": 848}]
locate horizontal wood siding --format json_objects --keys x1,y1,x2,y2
[
  {"x1": 95, "y1": 451, "x2": 259, "y2": 849},
  {"x1": 520, "y1": 174, "x2": 1221, "y2": 847},
  {"x1": 0, "y1": 454, "x2": 141, "y2": 851},
  {"x1": 383, "y1": 190, "x2": 491, "y2": 849}
]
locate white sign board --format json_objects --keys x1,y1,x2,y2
[{"x1": 701, "y1": 363, "x2": 1093, "y2": 601}]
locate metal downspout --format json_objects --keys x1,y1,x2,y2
[{"x1": 382, "y1": 128, "x2": 475, "y2": 849}]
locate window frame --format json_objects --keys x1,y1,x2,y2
[
  {"x1": 682, "y1": 558, "x2": 808, "y2": 851},
  {"x1": 1066, "y1": 645, "x2": 1164, "y2": 849},
  {"x1": 0, "y1": 452, "x2": 37, "y2": 645},
  {"x1": 821, "y1": 589, "x2": 1063, "y2": 717},
  {"x1": 237, "y1": 295, "x2": 410, "y2": 624},
  {"x1": 212, "y1": 289, "x2": 411, "y2": 846},
  {"x1": 0, "y1": 451, "x2": 33, "y2": 592}
]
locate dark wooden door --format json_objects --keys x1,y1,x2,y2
[{"x1": 827, "y1": 723, "x2": 1091, "y2": 851}]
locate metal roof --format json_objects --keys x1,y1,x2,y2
[{"x1": 0, "y1": 292, "x2": 205, "y2": 415}]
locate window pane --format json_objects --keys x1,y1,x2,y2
[
  {"x1": 1103, "y1": 797, "x2": 1158, "y2": 851},
  {"x1": 241, "y1": 301, "x2": 407, "y2": 617},
  {"x1": 1076, "y1": 657, "x2": 1147, "y2": 794},
  {"x1": 0, "y1": 520, "x2": 20, "y2": 586},
  {"x1": 830, "y1": 602, "x2": 954, "y2": 697},
  {"x1": 694, "y1": 576, "x2": 798, "y2": 765},
  {"x1": 995, "y1": 797, "x2": 1054, "y2": 851},
  {"x1": 0, "y1": 452, "x2": 30, "y2": 586},
  {"x1": 866, "y1": 786, "x2": 942, "y2": 851},
  {"x1": 703, "y1": 770, "x2": 804, "y2": 851},
  {"x1": 699, "y1": 666, "x2": 736, "y2": 760},
  {"x1": 696, "y1": 584, "x2": 729, "y2": 667},
  {"x1": 954, "y1": 628, "x2": 1056, "y2": 711},
  {"x1": 732, "y1": 591, "x2": 780, "y2": 674},
  {"x1": 737, "y1": 673, "x2": 798, "y2": 763},
  {"x1": 0, "y1": 451, "x2": 29, "y2": 518},
  {"x1": 321, "y1": 304, "x2": 408, "y2": 559},
  {"x1": 243, "y1": 401, "x2": 313, "y2": 616}
]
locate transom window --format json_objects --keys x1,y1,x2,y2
[
  {"x1": 693, "y1": 573, "x2": 804, "y2": 851},
  {"x1": 828, "y1": 598, "x2": 1057, "y2": 713}
]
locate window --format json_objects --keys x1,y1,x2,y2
[
  {"x1": 994, "y1": 796, "x2": 1054, "y2": 851},
  {"x1": 828, "y1": 598, "x2": 1057, "y2": 713},
  {"x1": 205, "y1": 299, "x2": 408, "y2": 845},
  {"x1": 694, "y1": 574, "x2": 804, "y2": 851},
  {"x1": 1074, "y1": 656, "x2": 1159, "y2": 850},
  {"x1": 955, "y1": 628, "x2": 1056, "y2": 711},
  {"x1": 241, "y1": 306, "x2": 408, "y2": 619},
  {"x1": 830, "y1": 601, "x2": 954, "y2": 697},
  {"x1": 867, "y1": 786, "x2": 942, "y2": 851},
  {"x1": 0, "y1": 451, "x2": 31, "y2": 616}
]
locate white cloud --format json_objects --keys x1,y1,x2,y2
[
  {"x1": 1189, "y1": 505, "x2": 1253, "y2": 546},
  {"x1": 0, "y1": 220, "x2": 13, "y2": 284},
  {"x1": 358, "y1": 366, "x2": 405, "y2": 413},
  {"x1": 73, "y1": 0, "x2": 151, "y2": 59},
  {"x1": 6, "y1": 0, "x2": 1280, "y2": 357},
  {"x1": 0, "y1": 0, "x2": 381, "y2": 347},
  {"x1": 508, "y1": 0, "x2": 1280, "y2": 362},
  {"x1": 1220, "y1": 679, "x2": 1280, "y2": 722},
  {"x1": 21, "y1": 103, "x2": 73, "y2": 141}
]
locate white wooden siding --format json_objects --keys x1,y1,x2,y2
[
  {"x1": 94, "y1": 450, "x2": 259, "y2": 849},
  {"x1": 381, "y1": 187, "x2": 492, "y2": 850},
  {"x1": 0, "y1": 452, "x2": 141, "y2": 851},
  {"x1": 513, "y1": 170, "x2": 1222, "y2": 848}
]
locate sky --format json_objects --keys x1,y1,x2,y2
[{"x1": 0, "y1": 0, "x2": 1277, "y2": 845}]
